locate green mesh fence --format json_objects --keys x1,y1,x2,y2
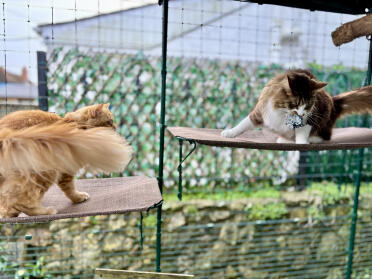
[{"x1": 47, "y1": 47, "x2": 371, "y2": 192}]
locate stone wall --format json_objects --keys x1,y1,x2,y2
[{"x1": 1, "y1": 190, "x2": 372, "y2": 279}]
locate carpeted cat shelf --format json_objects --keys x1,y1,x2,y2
[
  {"x1": 167, "y1": 126, "x2": 372, "y2": 151},
  {"x1": 0, "y1": 176, "x2": 161, "y2": 223}
]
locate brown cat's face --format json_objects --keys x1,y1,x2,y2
[
  {"x1": 64, "y1": 104, "x2": 115, "y2": 129},
  {"x1": 273, "y1": 72, "x2": 327, "y2": 122}
]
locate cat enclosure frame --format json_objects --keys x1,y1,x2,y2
[
  {"x1": 158, "y1": 0, "x2": 372, "y2": 278},
  {"x1": 1, "y1": 0, "x2": 372, "y2": 278}
]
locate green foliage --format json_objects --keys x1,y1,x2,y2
[
  {"x1": 309, "y1": 181, "x2": 372, "y2": 206},
  {"x1": 307, "y1": 205, "x2": 326, "y2": 219},
  {"x1": 143, "y1": 215, "x2": 157, "y2": 227},
  {"x1": 354, "y1": 268, "x2": 372, "y2": 279},
  {"x1": 309, "y1": 182, "x2": 351, "y2": 206},
  {"x1": 183, "y1": 205, "x2": 199, "y2": 215},
  {"x1": 89, "y1": 216, "x2": 98, "y2": 225},
  {"x1": 164, "y1": 188, "x2": 281, "y2": 201},
  {"x1": 246, "y1": 202, "x2": 288, "y2": 220},
  {"x1": 0, "y1": 254, "x2": 50, "y2": 279},
  {"x1": 250, "y1": 188, "x2": 281, "y2": 199}
]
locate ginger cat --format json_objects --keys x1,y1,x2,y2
[
  {"x1": 222, "y1": 69, "x2": 372, "y2": 143},
  {"x1": 0, "y1": 104, "x2": 132, "y2": 218}
]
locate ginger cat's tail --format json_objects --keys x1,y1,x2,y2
[
  {"x1": 0, "y1": 123, "x2": 132, "y2": 176},
  {"x1": 333, "y1": 85, "x2": 372, "y2": 118}
]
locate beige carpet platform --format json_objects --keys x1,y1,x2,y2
[
  {"x1": 0, "y1": 176, "x2": 161, "y2": 223},
  {"x1": 168, "y1": 126, "x2": 372, "y2": 151}
]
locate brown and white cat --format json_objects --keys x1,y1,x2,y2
[
  {"x1": 0, "y1": 104, "x2": 132, "y2": 218},
  {"x1": 222, "y1": 69, "x2": 372, "y2": 144}
]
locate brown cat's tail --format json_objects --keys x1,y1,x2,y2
[
  {"x1": 0, "y1": 123, "x2": 132, "y2": 177},
  {"x1": 333, "y1": 85, "x2": 372, "y2": 118}
]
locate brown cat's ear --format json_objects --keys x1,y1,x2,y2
[
  {"x1": 287, "y1": 73, "x2": 303, "y2": 93},
  {"x1": 103, "y1": 103, "x2": 110, "y2": 109},
  {"x1": 287, "y1": 74, "x2": 296, "y2": 89},
  {"x1": 310, "y1": 80, "x2": 328, "y2": 90},
  {"x1": 288, "y1": 73, "x2": 327, "y2": 92}
]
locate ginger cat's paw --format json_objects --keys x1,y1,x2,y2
[
  {"x1": 0, "y1": 210, "x2": 20, "y2": 218},
  {"x1": 70, "y1": 191, "x2": 90, "y2": 203},
  {"x1": 46, "y1": 207, "x2": 58, "y2": 215}
]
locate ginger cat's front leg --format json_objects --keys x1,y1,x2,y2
[
  {"x1": 58, "y1": 173, "x2": 90, "y2": 203},
  {"x1": 221, "y1": 115, "x2": 255, "y2": 138}
]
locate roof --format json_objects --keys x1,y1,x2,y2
[
  {"x1": 244, "y1": 0, "x2": 369, "y2": 15},
  {"x1": 0, "y1": 67, "x2": 29, "y2": 84},
  {"x1": 0, "y1": 67, "x2": 37, "y2": 100},
  {"x1": 36, "y1": 1, "x2": 158, "y2": 29},
  {"x1": 35, "y1": 0, "x2": 368, "y2": 31},
  {"x1": 0, "y1": 83, "x2": 38, "y2": 99}
]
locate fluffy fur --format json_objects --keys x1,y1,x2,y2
[
  {"x1": 222, "y1": 69, "x2": 372, "y2": 144},
  {"x1": 0, "y1": 104, "x2": 132, "y2": 218}
]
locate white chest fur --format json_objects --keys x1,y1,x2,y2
[{"x1": 263, "y1": 100, "x2": 295, "y2": 138}]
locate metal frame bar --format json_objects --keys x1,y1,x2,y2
[
  {"x1": 345, "y1": 35, "x2": 372, "y2": 279},
  {"x1": 37, "y1": 51, "x2": 48, "y2": 112},
  {"x1": 156, "y1": 0, "x2": 169, "y2": 272},
  {"x1": 177, "y1": 138, "x2": 197, "y2": 201},
  {"x1": 138, "y1": 212, "x2": 144, "y2": 251}
]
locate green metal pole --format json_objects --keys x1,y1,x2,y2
[
  {"x1": 365, "y1": 39, "x2": 372, "y2": 87},
  {"x1": 345, "y1": 148, "x2": 363, "y2": 279},
  {"x1": 345, "y1": 36, "x2": 372, "y2": 279},
  {"x1": 178, "y1": 139, "x2": 183, "y2": 201},
  {"x1": 156, "y1": 0, "x2": 168, "y2": 273}
]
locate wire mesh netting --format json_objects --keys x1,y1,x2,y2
[
  {"x1": 1, "y1": 0, "x2": 372, "y2": 278},
  {"x1": 2, "y1": 203, "x2": 372, "y2": 279}
]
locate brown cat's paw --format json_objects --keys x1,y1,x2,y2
[{"x1": 71, "y1": 191, "x2": 90, "y2": 203}]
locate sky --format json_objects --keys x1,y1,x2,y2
[{"x1": 3, "y1": 0, "x2": 157, "y2": 83}]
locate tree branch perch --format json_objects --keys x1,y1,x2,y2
[{"x1": 331, "y1": 14, "x2": 372, "y2": 46}]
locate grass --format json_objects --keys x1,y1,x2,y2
[
  {"x1": 247, "y1": 202, "x2": 288, "y2": 220},
  {"x1": 163, "y1": 187, "x2": 281, "y2": 201},
  {"x1": 165, "y1": 181, "x2": 372, "y2": 202},
  {"x1": 162, "y1": 181, "x2": 372, "y2": 221}
]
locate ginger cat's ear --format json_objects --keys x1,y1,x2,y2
[
  {"x1": 310, "y1": 80, "x2": 328, "y2": 90},
  {"x1": 103, "y1": 103, "x2": 111, "y2": 111},
  {"x1": 91, "y1": 104, "x2": 105, "y2": 117}
]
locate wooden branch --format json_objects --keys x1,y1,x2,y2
[
  {"x1": 331, "y1": 14, "x2": 372, "y2": 46},
  {"x1": 95, "y1": 269, "x2": 194, "y2": 279}
]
